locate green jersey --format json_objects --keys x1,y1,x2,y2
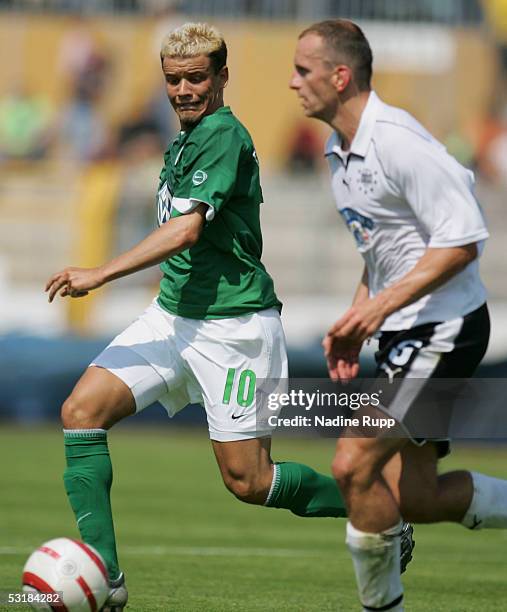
[{"x1": 156, "y1": 106, "x2": 282, "y2": 319}]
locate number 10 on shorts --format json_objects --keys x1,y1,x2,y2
[{"x1": 222, "y1": 368, "x2": 256, "y2": 407}]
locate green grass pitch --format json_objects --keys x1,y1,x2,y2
[{"x1": 2, "y1": 425, "x2": 507, "y2": 611}]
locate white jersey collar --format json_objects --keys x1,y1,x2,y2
[{"x1": 325, "y1": 90, "x2": 380, "y2": 159}]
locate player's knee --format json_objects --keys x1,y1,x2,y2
[
  {"x1": 332, "y1": 445, "x2": 375, "y2": 492},
  {"x1": 222, "y1": 472, "x2": 267, "y2": 504},
  {"x1": 61, "y1": 393, "x2": 105, "y2": 429},
  {"x1": 226, "y1": 478, "x2": 256, "y2": 502},
  {"x1": 331, "y1": 452, "x2": 355, "y2": 490}
]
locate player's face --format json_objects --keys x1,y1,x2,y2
[
  {"x1": 290, "y1": 34, "x2": 339, "y2": 122},
  {"x1": 162, "y1": 54, "x2": 228, "y2": 129}
]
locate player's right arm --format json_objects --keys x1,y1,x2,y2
[
  {"x1": 45, "y1": 204, "x2": 207, "y2": 302},
  {"x1": 351, "y1": 265, "x2": 369, "y2": 306},
  {"x1": 323, "y1": 265, "x2": 369, "y2": 381}
]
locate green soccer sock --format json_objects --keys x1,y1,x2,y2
[
  {"x1": 63, "y1": 429, "x2": 119, "y2": 581},
  {"x1": 264, "y1": 461, "x2": 347, "y2": 518}
]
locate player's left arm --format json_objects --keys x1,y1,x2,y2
[
  {"x1": 324, "y1": 265, "x2": 369, "y2": 381},
  {"x1": 326, "y1": 243, "x2": 477, "y2": 348},
  {"x1": 45, "y1": 204, "x2": 207, "y2": 302}
]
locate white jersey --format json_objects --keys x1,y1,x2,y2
[{"x1": 326, "y1": 91, "x2": 489, "y2": 330}]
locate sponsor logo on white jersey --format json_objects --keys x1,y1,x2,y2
[{"x1": 340, "y1": 207, "x2": 375, "y2": 251}]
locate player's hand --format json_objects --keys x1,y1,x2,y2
[
  {"x1": 322, "y1": 335, "x2": 362, "y2": 382},
  {"x1": 323, "y1": 298, "x2": 387, "y2": 382},
  {"x1": 327, "y1": 298, "x2": 386, "y2": 345},
  {"x1": 45, "y1": 266, "x2": 105, "y2": 303}
]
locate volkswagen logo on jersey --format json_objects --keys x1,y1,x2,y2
[
  {"x1": 192, "y1": 169, "x2": 208, "y2": 186},
  {"x1": 340, "y1": 207, "x2": 375, "y2": 251},
  {"x1": 157, "y1": 181, "x2": 172, "y2": 226}
]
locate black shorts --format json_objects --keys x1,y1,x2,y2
[{"x1": 374, "y1": 303, "x2": 490, "y2": 457}]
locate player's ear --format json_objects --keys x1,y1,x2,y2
[
  {"x1": 332, "y1": 65, "x2": 351, "y2": 93},
  {"x1": 219, "y1": 66, "x2": 229, "y2": 89}
]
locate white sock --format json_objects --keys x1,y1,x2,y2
[
  {"x1": 346, "y1": 521, "x2": 404, "y2": 612},
  {"x1": 264, "y1": 463, "x2": 279, "y2": 506},
  {"x1": 462, "y1": 471, "x2": 507, "y2": 529}
]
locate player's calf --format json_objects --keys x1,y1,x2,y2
[
  {"x1": 399, "y1": 480, "x2": 467, "y2": 524},
  {"x1": 212, "y1": 438, "x2": 274, "y2": 504},
  {"x1": 61, "y1": 368, "x2": 135, "y2": 583},
  {"x1": 403, "y1": 469, "x2": 507, "y2": 528},
  {"x1": 213, "y1": 439, "x2": 348, "y2": 516}
]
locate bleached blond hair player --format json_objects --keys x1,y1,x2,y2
[
  {"x1": 291, "y1": 18, "x2": 507, "y2": 612},
  {"x1": 43, "y1": 21, "x2": 385, "y2": 611},
  {"x1": 161, "y1": 22, "x2": 224, "y2": 58}
]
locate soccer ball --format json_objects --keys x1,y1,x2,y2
[{"x1": 22, "y1": 537, "x2": 109, "y2": 611}]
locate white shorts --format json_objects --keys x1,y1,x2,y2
[{"x1": 91, "y1": 300, "x2": 288, "y2": 441}]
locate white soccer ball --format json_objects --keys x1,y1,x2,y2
[{"x1": 22, "y1": 537, "x2": 109, "y2": 611}]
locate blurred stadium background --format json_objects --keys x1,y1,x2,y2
[
  {"x1": 3, "y1": 3, "x2": 507, "y2": 611},
  {"x1": 1, "y1": 0, "x2": 507, "y2": 424}
]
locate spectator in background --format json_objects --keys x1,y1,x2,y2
[
  {"x1": 59, "y1": 86, "x2": 111, "y2": 162},
  {"x1": 56, "y1": 15, "x2": 113, "y2": 162},
  {"x1": 58, "y1": 47, "x2": 113, "y2": 161},
  {"x1": 475, "y1": 112, "x2": 507, "y2": 187},
  {"x1": 286, "y1": 121, "x2": 321, "y2": 173},
  {"x1": 58, "y1": 14, "x2": 103, "y2": 89},
  {"x1": 0, "y1": 86, "x2": 53, "y2": 161}
]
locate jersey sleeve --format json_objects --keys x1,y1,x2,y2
[
  {"x1": 388, "y1": 131, "x2": 489, "y2": 248},
  {"x1": 171, "y1": 125, "x2": 243, "y2": 222}
]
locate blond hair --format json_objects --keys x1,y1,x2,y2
[{"x1": 160, "y1": 23, "x2": 227, "y2": 73}]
